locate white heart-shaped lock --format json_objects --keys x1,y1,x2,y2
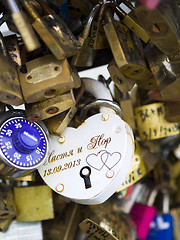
[{"x1": 38, "y1": 112, "x2": 134, "y2": 204}]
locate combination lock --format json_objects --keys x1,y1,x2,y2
[{"x1": 0, "y1": 109, "x2": 49, "y2": 178}]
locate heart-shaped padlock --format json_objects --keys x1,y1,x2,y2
[{"x1": 38, "y1": 78, "x2": 134, "y2": 204}]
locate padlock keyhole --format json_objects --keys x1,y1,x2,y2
[{"x1": 80, "y1": 166, "x2": 92, "y2": 189}]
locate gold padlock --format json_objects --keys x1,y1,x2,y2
[
  {"x1": 71, "y1": 4, "x2": 100, "y2": 67},
  {"x1": 135, "y1": 0, "x2": 180, "y2": 56},
  {"x1": 23, "y1": 0, "x2": 81, "y2": 59},
  {"x1": 43, "y1": 202, "x2": 81, "y2": 240},
  {"x1": 114, "y1": 0, "x2": 149, "y2": 43},
  {"x1": 4, "y1": 34, "x2": 22, "y2": 67},
  {"x1": 14, "y1": 185, "x2": 54, "y2": 222},
  {"x1": 118, "y1": 92, "x2": 136, "y2": 130},
  {"x1": 18, "y1": 54, "x2": 74, "y2": 103},
  {"x1": 165, "y1": 102, "x2": 180, "y2": 123},
  {"x1": 103, "y1": 8, "x2": 154, "y2": 82},
  {"x1": 44, "y1": 81, "x2": 84, "y2": 135},
  {"x1": 0, "y1": 218, "x2": 13, "y2": 232},
  {"x1": 0, "y1": 33, "x2": 24, "y2": 106},
  {"x1": 135, "y1": 102, "x2": 180, "y2": 141},
  {"x1": 0, "y1": 183, "x2": 16, "y2": 219},
  {"x1": 6, "y1": 0, "x2": 41, "y2": 52},
  {"x1": 108, "y1": 59, "x2": 135, "y2": 92},
  {"x1": 25, "y1": 90, "x2": 76, "y2": 121}
]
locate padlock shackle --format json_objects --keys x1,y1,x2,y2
[
  {"x1": 80, "y1": 99, "x2": 122, "y2": 122},
  {"x1": 82, "y1": 3, "x2": 102, "y2": 40}
]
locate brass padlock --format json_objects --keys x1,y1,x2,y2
[
  {"x1": 6, "y1": 0, "x2": 40, "y2": 52},
  {"x1": 18, "y1": 54, "x2": 74, "y2": 103},
  {"x1": 0, "y1": 33, "x2": 24, "y2": 106},
  {"x1": 14, "y1": 185, "x2": 54, "y2": 222},
  {"x1": 0, "y1": 183, "x2": 16, "y2": 219},
  {"x1": 71, "y1": 4, "x2": 101, "y2": 67},
  {"x1": 108, "y1": 59, "x2": 135, "y2": 92},
  {"x1": 103, "y1": 8, "x2": 154, "y2": 82},
  {"x1": 165, "y1": 102, "x2": 180, "y2": 123},
  {"x1": 42, "y1": 202, "x2": 81, "y2": 240},
  {"x1": 0, "y1": 218, "x2": 13, "y2": 232},
  {"x1": 114, "y1": 0, "x2": 149, "y2": 43},
  {"x1": 145, "y1": 44, "x2": 180, "y2": 99},
  {"x1": 44, "y1": 82, "x2": 84, "y2": 135},
  {"x1": 23, "y1": 0, "x2": 81, "y2": 59},
  {"x1": 135, "y1": 0, "x2": 180, "y2": 56},
  {"x1": 26, "y1": 90, "x2": 76, "y2": 121},
  {"x1": 4, "y1": 34, "x2": 22, "y2": 67},
  {"x1": 118, "y1": 92, "x2": 136, "y2": 130}
]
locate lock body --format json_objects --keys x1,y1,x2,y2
[{"x1": 19, "y1": 54, "x2": 74, "y2": 103}]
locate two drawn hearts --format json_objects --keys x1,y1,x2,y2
[{"x1": 86, "y1": 150, "x2": 121, "y2": 171}]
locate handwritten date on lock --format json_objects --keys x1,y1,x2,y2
[{"x1": 43, "y1": 159, "x2": 81, "y2": 177}]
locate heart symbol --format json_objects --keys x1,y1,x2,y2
[
  {"x1": 86, "y1": 150, "x2": 108, "y2": 171},
  {"x1": 101, "y1": 152, "x2": 121, "y2": 170}
]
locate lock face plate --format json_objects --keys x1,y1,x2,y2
[
  {"x1": 0, "y1": 117, "x2": 48, "y2": 170},
  {"x1": 38, "y1": 112, "x2": 134, "y2": 204}
]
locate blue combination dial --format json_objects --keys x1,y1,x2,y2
[{"x1": 0, "y1": 117, "x2": 48, "y2": 170}]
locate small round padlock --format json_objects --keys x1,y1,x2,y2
[{"x1": 0, "y1": 109, "x2": 49, "y2": 178}]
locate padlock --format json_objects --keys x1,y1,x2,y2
[
  {"x1": 146, "y1": 192, "x2": 173, "y2": 240},
  {"x1": 4, "y1": 34, "x2": 22, "y2": 67},
  {"x1": 135, "y1": 102, "x2": 180, "y2": 141},
  {"x1": 0, "y1": 33, "x2": 24, "y2": 106},
  {"x1": 145, "y1": 43, "x2": 180, "y2": 100},
  {"x1": 13, "y1": 184, "x2": 54, "y2": 222},
  {"x1": 170, "y1": 207, "x2": 180, "y2": 240},
  {"x1": 0, "y1": 109, "x2": 49, "y2": 178},
  {"x1": 116, "y1": 141, "x2": 146, "y2": 192},
  {"x1": 0, "y1": 218, "x2": 13, "y2": 232},
  {"x1": 25, "y1": 90, "x2": 76, "y2": 121},
  {"x1": 42, "y1": 202, "x2": 81, "y2": 240},
  {"x1": 23, "y1": 0, "x2": 81, "y2": 59},
  {"x1": 18, "y1": 54, "x2": 74, "y2": 103},
  {"x1": 44, "y1": 81, "x2": 84, "y2": 136},
  {"x1": 135, "y1": 0, "x2": 180, "y2": 56},
  {"x1": 130, "y1": 188, "x2": 158, "y2": 240},
  {"x1": 6, "y1": 0, "x2": 40, "y2": 52},
  {"x1": 103, "y1": 7, "x2": 154, "y2": 82},
  {"x1": 71, "y1": 3, "x2": 101, "y2": 67},
  {"x1": 38, "y1": 78, "x2": 134, "y2": 205},
  {"x1": 114, "y1": 0, "x2": 149, "y2": 43},
  {"x1": 108, "y1": 59, "x2": 135, "y2": 93},
  {"x1": 116, "y1": 91, "x2": 136, "y2": 130},
  {"x1": 79, "y1": 194, "x2": 137, "y2": 240},
  {"x1": 0, "y1": 220, "x2": 43, "y2": 239},
  {"x1": 0, "y1": 183, "x2": 16, "y2": 219},
  {"x1": 164, "y1": 102, "x2": 180, "y2": 123}
]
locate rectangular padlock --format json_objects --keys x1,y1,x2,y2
[
  {"x1": 18, "y1": 54, "x2": 74, "y2": 103},
  {"x1": 13, "y1": 185, "x2": 54, "y2": 222},
  {"x1": 4, "y1": 34, "x2": 22, "y2": 67},
  {"x1": 23, "y1": 0, "x2": 81, "y2": 59},
  {"x1": 42, "y1": 202, "x2": 81, "y2": 240},
  {"x1": 0, "y1": 183, "x2": 16, "y2": 219},
  {"x1": 115, "y1": 1, "x2": 149, "y2": 43},
  {"x1": 135, "y1": 0, "x2": 180, "y2": 56},
  {"x1": 103, "y1": 9, "x2": 156, "y2": 82},
  {"x1": 0, "y1": 33, "x2": 24, "y2": 106},
  {"x1": 25, "y1": 90, "x2": 76, "y2": 121},
  {"x1": 108, "y1": 60, "x2": 135, "y2": 92},
  {"x1": 6, "y1": 0, "x2": 40, "y2": 52},
  {"x1": 130, "y1": 188, "x2": 158, "y2": 239}
]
